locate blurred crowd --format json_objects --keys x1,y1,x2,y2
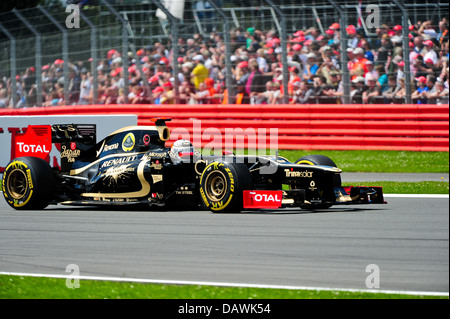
[{"x1": 0, "y1": 17, "x2": 448, "y2": 108}]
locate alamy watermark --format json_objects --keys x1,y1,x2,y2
[
  {"x1": 65, "y1": 4, "x2": 80, "y2": 29},
  {"x1": 65, "y1": 264, "x2": 80, "y2": 289},
  {"x1": 365, "y1": 5, "x2": 381, "y2": 29},
  {"x1": 365, "y1": 264, "x2": 380, "y2": 289}
]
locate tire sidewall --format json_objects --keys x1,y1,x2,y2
[
  {"x1": 2, "y1": 157, "x2": 55, "y2": 210},
  {"x1": 200, "y1": 161, "x2": 239, "y2": 212}
]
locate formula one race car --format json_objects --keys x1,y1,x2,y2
[{"x1": 2, "y1": 119, "x2": 385, "y2": 212}]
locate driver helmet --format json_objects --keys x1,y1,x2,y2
[{"x1": 171, "y1": 139, "x2": 195, "y2": 157}]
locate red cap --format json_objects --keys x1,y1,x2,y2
[
  {"x1": 393, "y1": 25, "x2": 402, "y2": 31},
  {"x1": 292, "y1": 44, "x2": 302, "y2": 51},
  {"x1": 152, "y1": 86, "x2": 163, "y2": 94},
  {"x1": 415, "y1": 76, "x2": 426, "y2": 83},
  {"x1": 237, "y1": 61, "x2": 249, "y2": 69},
  {"x1": 107, "y1": 49, "x2": 116, "y2": 58},
  {"x1": 346, "y1": 25, "x2": 356, "y2": 34},
  {"x1": 330, "y1": 23, "x2": 340, "y2": 30}
]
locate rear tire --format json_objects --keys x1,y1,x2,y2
[{"x1": 2, "y1": 157, "x2": 56, "y2": 210}]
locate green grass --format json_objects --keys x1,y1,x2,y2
[
  {"x1": 343, "y1": 181, "x2": 449, "y2": 194},
  {"x1": 277, "y1": 150, "x2": 449, "y2": 173},
  {"x1": 0, "y1": 275, "x2": 446, "y2": 299}
]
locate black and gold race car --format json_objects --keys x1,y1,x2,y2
[{"x1": 2, "y1": 119, "x2": 385, "y2": 212}]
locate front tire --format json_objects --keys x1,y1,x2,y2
[
  {"x1": 2, "y1": 157, "x2": 56, "y2": 210},
  {"x1": 295, "y1": 155, "x2": 341, "y2": 210},
  {"x1": 199, "y1": 161, "x2": 252, "y2": 213}
]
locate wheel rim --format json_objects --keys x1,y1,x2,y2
[
  {"x1": 205, "y1": 171, "x2": 227, "y2": 202},
  {"x1": 7, "y1": 169, "x2": 29, "y2": 200}
]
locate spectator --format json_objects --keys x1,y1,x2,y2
[
  {"x1": 246, "y1": 60, "x2": 266, "y2": 103},
  {"x1": 190, "y1": 82, "x2": 211, "y2": 104},
  {"x1": 363, "y1": 74, "x2": 381, "y2": 104},
  {"x1": 255, "y1": 81, "x2": 276, "y2": 105},
  {"x1": 152, "y1": 86, "x2": 164, "y2": 104},
  {"x1": 205, "y1": 78, "x2": 221, "y2": 104},
  {"x1": 0, "y1": 88, "x2": 9, "y2": 108},
  {"x1": 394, "y1": 78, "x2": 406, "y2": 103},
  {"x1": 423, "y1": 40, "x2": 439, "y2": 65},
  {"x1": 350, "y1": 76, "x2": 366, "y2": 104},
  {"x1": 376, "y1": 34, "x2": 393, "y2": 66},
  {"x1": 426, "y1": 80, "x2": 449, "y2": 104},
  {"x1": 412, "y1": 76, "x2": 429, "y2": 104},
  {"x1": 437, "y1": 20, "x2": 449, "y2": 45},
  {"x1": 190, "y1": 55, "x2": 209, "y2": 90},
  {"x1": 412, "y1": 36, "x2": 426, "y2": 56},
  {"x1": 303, "y1": 53, "x2": 319, "y2": 82},
  {"x1": 291, "y1": 80, "x2": 314, "y2": 104},
  {"x1": 78, "y1": 71, "x2": 92, "y2": 105},
  {"x1": 235, "y1": 61, "x2": 250, "y2": 84},
  {"x1": 312, "y1": 75, "x2": 328, "y2": 103},
  {"x1": 160, "y1": 82, "x2": 175, "y2": 104},
  {"x1": 376, "y1": 64, "x2": 388, "y2": 92},
  {"x1": 382, "y1": 75, "x2": 402, "y2": 103},
  {"x1": 235, "y1": 81, "x2": 250, "y2": 105}
]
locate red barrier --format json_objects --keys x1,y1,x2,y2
[{"x1": 1, "y1": 104, "x2": 448, "y2": 151}]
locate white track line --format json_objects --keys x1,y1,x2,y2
[
  {"x1": 0, "y1": 190, "x2": 448, "y2": 199},
  {"x1": 0, "y1": 271, "x2": 448, "y2": 297},
  {"x1": 383, "y1": 194, "x2": 448, "y2": 198}
]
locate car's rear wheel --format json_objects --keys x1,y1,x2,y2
[
  {"x1": 199, "y1": 161, "x2": 252, "y2": 213},
  {"x1": 2, "y1": 157, "x2": 56, "y2": 210}
]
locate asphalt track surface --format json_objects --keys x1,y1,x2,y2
[{"x1": 0, "y1": 191, "x2": 448, "y2": 294}]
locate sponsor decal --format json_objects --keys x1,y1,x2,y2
[
  {"x1": 151, "y1": 162, "x2": 163, "y2": 170},
  {"x1": 143, "y1": 134, "x2": 151, "y2": 145},
  {"x1": 60, "y1": 145, "x2": 81, "y2": 163},
  {"x1": 284, "y1": 169, "x2": 313, "y2": 178},
  {"x1": 122, "y1": 133, "x2": 135, "y2": 152},
  {"x1": 17, "y1": 143, "x2": 50, "y2": 154},
  {"x1": 243, "y1": 190, "x2": 283, "y2": 209},
  {"x1": 100, "y1": 155, "x2": 137, "y2": 168},
  {"x1": 176, "y1": 186, "x2": 194, "y2": 195},
  {"x1": 14, "y1": 125, "x2": 52, "y2": 161},
  {"x1": 200, "y1": 187, "x2": 209, "y2": 207},
  {"x1": 148, "y1": 151, "x2": 168, "y2": 158},
  {"x1": 152, "y1": 174, "x2": 163, "y2": 184}
]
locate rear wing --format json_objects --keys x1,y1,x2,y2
[
  {"x1": 52, "y1": 124, "x2": 96, "y2": 144},
  {"x1": 11, "y1": 124, "x2": 96, "y2": 171}
]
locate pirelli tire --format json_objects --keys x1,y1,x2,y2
[
  {"x1": 2, "y1": 157, "x2": 56, "y2": 210},
  {"x1": 295, "y1": 155, "x2": 341, "y2": 210},
  {"x1": 199, "y1": 161, "x2": 252, "y2": 213}
]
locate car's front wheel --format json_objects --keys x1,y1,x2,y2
[{"x1": 199, "y1": 161, "x2": 252, "y2": 213}]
